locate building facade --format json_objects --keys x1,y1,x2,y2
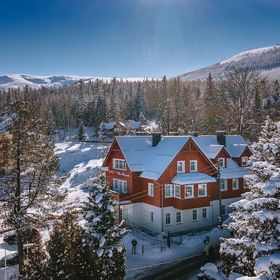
[{"x1": 102, "y1": 132, "x2": 252, "y2": 234}]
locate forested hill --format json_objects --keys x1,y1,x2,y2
[
  {"x1": 0, "y1": 71, "x2": 279, "y2": 141},
  {"x1": 180, "y1": 44, "x2": 280, "y2": 81}
]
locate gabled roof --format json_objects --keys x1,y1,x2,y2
[
  {"x1": 194, "y1": 135, "x2": 249, "y2": 159},
  {"x1": 220, "y1": 158, "x2": 249, "y2": 179},
  {"x1": 116, "y1": 136, "x2": 191, "y2": 179}
]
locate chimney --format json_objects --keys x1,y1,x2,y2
[
  {"x1": 152, "y1": 133, "x2": 161, "y2": 146},
  {"x1": 216, "y1": 131, "x2": 226, "y2": 146}
]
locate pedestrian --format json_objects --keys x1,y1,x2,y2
[
  {"x1": 167, "y1": 232, "x2": 171, "y2": 248},
  {"x1": 204, "y1": 242, "x2": 211, "y2": 262},
  {"x1": 131, "y1": 238, "x2": 137, "y2": 255}
]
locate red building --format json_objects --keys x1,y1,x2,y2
[{"x1": 102, "y1": 132, "x2": 252, "y2": 234}]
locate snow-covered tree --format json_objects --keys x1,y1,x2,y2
[
  {"x1": 47, "y1": 212, "x2": 97, "y2": 280},
  {"x1": 22, "y1": 234, "x2": 47, "y2": 280},
  {"x1": 83, "y1": 174, "x2": 127, "y2": 280},
  {"x1": 0, "y1": 101, "x2": 65, "y2": 277},
  {"x1": 220, "y1": 116, "x2": 280, "y2": 279},
  {"x1": 78, "y1": 120, "x2": 87, "y2": 141}
]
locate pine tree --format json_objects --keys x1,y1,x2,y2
[
  {"x1": 220, "y1": 116, "x2": 280, "y2": 279},
  {"x1": 22, "y1": 234, "x2": 47, "y2": 280},
  {"x1": 47, "y1": 212, "x2": 97, "y2": 280},
  {"x1": 83, "y1": 175, "x2": 127, "y2": 280},
  {"x1": 159, "y1": 76, "x2": 171, "y2": 134},
  {"x1": 0, "y1": 100, "x2": 65, "y2": 277},
  {"x1": 78, "y1": 120, "x2": 87, "y2": 141}
]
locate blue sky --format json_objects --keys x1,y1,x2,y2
[{"x1": 0, "y1": 0, "x2": 280, "y2": 77}]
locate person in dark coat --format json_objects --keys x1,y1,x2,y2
[{"x1": 131, "y1": 238, "x2": 137, "y2": 255}]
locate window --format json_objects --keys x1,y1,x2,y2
[
  {"x1": 198, "y1": 184, "x2": 207, "y2": 197},
  {"x1": 113, "y1": 159, "x2": 126, "y2": 170},
  {"x1": 174, "y1": 185, "x2": 181, "y2": 199},
  {"x1": 190, "y1": 160, "x2": 198, "y2": 172},
  {"x1": 242, "y1": 157, "x2": 249, "y2": 167},
  {"x1": 185, "y1": 185, "x2": 194, "y2": 198},
  {"x1": 232, "y1": 178, "x2": 239, "y2": 190},
  {"x1": 177, "y1": 161, "x2": 185, "y2": 173},
  {"x1": 112, "y1": 178, "x2": 128, "y2": 193},
  {"x1": 218, "y1": 158, "x2": 225, "y2": 169},
  {"x1": 166, "y1": 213, "x2": 171, "y2": 225},
  {"x1": 148, "y1": 183, "x2": 154, "y2": 197},
  {"x1": 176, "y1": 212, "x2": 182, "y2": 223},
  {"x1": 165, "y1": 184, "x2": 173, "y2": 198},
  {"x1": 150, "y1": 212, "x2": 154, "y2": 222},
  {"x1": 220, "y1": 179, "x2": 228, "y2": 191},
  {"x1": 192, "y1": 209, "x2": 198, "y2": 221},
  {"x1": 202, "y1": 208, "x2": 207, "y2": 219}
]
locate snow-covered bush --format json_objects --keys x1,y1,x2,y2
[{"x1": 220, "y1": 116, "x2": 280, "y2": 279}]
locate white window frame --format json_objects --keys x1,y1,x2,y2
[
  {"x1": 185, "y1": 185, "x2": 194, "y2": 198},
  {"x1": 176, "y1": 211, "x2": 182, "y2": 224},
  {"x1": 148, "y1": 183, "x2": 154, "y2": 197},
  {"x1": 174, "y1": 185, "x2": 181, "y2": 199},
  {"x1": 190, "y1": 160, "x2": 198, "y2": 172},
  {"x1": 241, "y1": 157, "x2": 249, "y2": 167},
  {"x1": 192, "y1": 209, "x2": 198, "y2": 221},
  {"x1": 232, "y1": 178, "x2": 239, "y2": 190},
  {"x1": 218, "y1": 158, "x2": 225, "y2": 169},
  {"x1": 113, "y1": 158, "x2": 126, "y2": 170},
  {"x1": 165, "y1": 213, "x2": 171, "y2": 225},
  {"x1": 177, "y1": 161, "x2": 185, "y2": 173},
  {"x1": 198, "y1": 184, "x2": 207, "y2": 197},
  {"x1": 220, "y1": 179, "x2": 228, "y2": 191},
  {"x1": 165, "y1": 184, "x2": 173, "y2": 198},
  {"x1": 202, "y1": 208, "x2": 208, "y2": 219},
  {"x1": 112, "y1": 178, "x2": 128, "y2": 193}
]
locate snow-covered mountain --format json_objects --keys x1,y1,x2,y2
[
  {"x1": 0, "y1": 74, "x2": 145, "y2": 90},
  {"x1": 180, "y1": 44, "x2": 280, "y2": 81}
]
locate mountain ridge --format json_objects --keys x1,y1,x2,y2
[{"x1": 180, "y1": 44, "x2": 280, "y2": 81}]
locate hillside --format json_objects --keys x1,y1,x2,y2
[
  {"x1": 180, "y1": 44, "x2": 280, "y2": 81},
  {"x1": 0, "y1": 74, "x2": 145, "y2": 90}
]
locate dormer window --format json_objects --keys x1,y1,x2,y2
[
  {"x1": 218, "y1": 158, "x2": 225, "y2": 169},
  {"x1": 113, "y1": 159, "x2": 126, "y2": 170},
  {"x1": 241, "y1": 157, "x2": 249, "y2": 167},
  {"x1": 177, "y1": 161, "x2": 185, "y2": 173},
  {"x1": 190, "y1": 160, "x2": 198, "y2": 172}
]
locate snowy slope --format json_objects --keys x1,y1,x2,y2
[
  {"x1": 181, "y1": 44, "x2": 280, "y2": 81},
  {"x1": 0, "y1": 74, "x2": 146, "y2": 90}
]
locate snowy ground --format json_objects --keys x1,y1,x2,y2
[
  {"x1": 0, "y1": 141, "x2": 229, "y2": 280},
  {"x1": 123, "y1": 228, "x2": 229, "y2": 279}
]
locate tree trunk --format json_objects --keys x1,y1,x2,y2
[{"x1": 17, "y1": 229, "x2": 25, "y2": 278}]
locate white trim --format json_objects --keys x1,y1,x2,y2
[
  {"x1": 112, "y1": 178, "x2": 128, "y2": 193},
  {"x1": 232, "y1": 178, "x2": 239, "y2": 190},
  {"x1": 192, "y1": 209, "x2": 198, "y2": 221},
  {"x1": 201, "y1": 208, "x2": 208, "y2": 219},
  {"x1": 218, "y1": 158, "x2": 225, "y2": 169},
  {"x1": 185, "y1": 185, "x2": 194, "y2": 198},
  {"x1": 165, "y1": 184, "x2": 173, "y2": 198},
  {"x1": 165, "y1": 212, "x2": 171, "y2": 225},
  {"x1": 174, "y1": 185, "x2": 181, "y2": 199},
  {"x1": 190, "y1": 160, "x2": 198, "y2": 172},
  {"x1": 241, "y1": 156, "x2": 249, "y2": 167},
  {"x1": 220, "y1": 179, "x2": 228, "y2": 191},
  {"x1": 175, "y1": 211, "x2": 182, "y2": 224},
  {"x1": 177, "y1": 160, "x2": 185, "y2": 173},
  {"x1": 113, "y1": 158, "x2": 126, "y2": 170},
  {"x1": 198, "y1": 184, "x2": 207, "y2": 197},
  {"x1": 148, "y1": 183, "x2": 154, "y2": 197}
]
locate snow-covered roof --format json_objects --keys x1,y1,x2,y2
[
  {"x1": 116, "y1": 136, "x2": 191, "y2": 180},
  {"x1": 100, "y1": 122, "x2": 116, "y2": 130},
  {"x1": 172, "y1": 172, "x2": 216, "y2": 185},
  {"x1": 0, "y1": 113, "x2": 12, "y2": 133},
  {"x1": 194, "y1": 135, "x2": 249, "y2": 159},
  {"x1": 220, "y1": 158, "x2": 249, "y2": 179},
  {"x1": 126, "y1": 121, "x2": 141, "y2": 130}
]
